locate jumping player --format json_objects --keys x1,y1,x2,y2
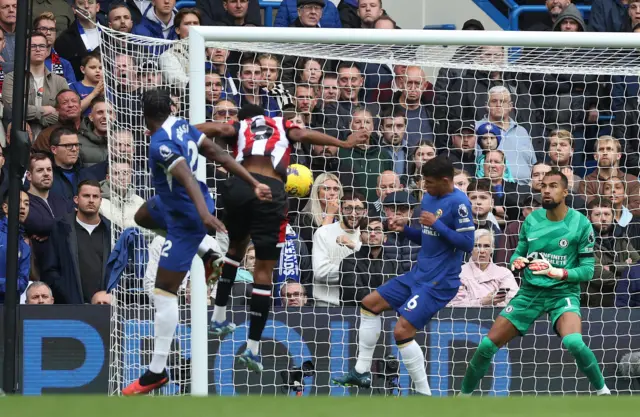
[
  {"x1": 459, "y1": 169, "x2": 610, "y2": 396},
  {"x1": 332, "y1": 156, "x2": 475, "y2": 395},
  {"x1": 123, "y1": 89, "x2": 272, "y2": 395},
  {"x1": 195, "y1": 103, "x2": 367, "y2": 372}
]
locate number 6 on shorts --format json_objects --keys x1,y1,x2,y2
[{"x1": 407, "y1": 294, "x2": 419, "y2": 310}]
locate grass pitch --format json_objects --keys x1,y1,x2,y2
[{"x1": 1, "y1": 395, "x2": 638, "y2": 417}]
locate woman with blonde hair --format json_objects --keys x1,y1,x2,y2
[{"x1": 296, "y1": 172, "x2": 343, "y2": 250}]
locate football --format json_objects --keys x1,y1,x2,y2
[{"x1": 285, "y1": 164, "x2": 314, "y2": 198}]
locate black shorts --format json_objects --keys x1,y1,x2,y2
[{"x1": 221, "y1": 173, "x2": 288, "y2": 260}]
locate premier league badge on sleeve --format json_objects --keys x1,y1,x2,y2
[{"x1": 458, "y1": 203, "x2": 469, "y2": 217}]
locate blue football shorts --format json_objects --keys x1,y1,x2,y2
[
  {"x1": 377, "y1": 271, "x2": 458, "y2": 329},
  {"x1": 147, "y1": 195, "x2": 215, "y2": 272}
]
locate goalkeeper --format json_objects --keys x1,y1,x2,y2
[{"x1": 460, "y1": 169, "x2": 610, "y2": 396}]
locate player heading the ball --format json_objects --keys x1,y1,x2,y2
[
  {"x1": 195, "y1": 103, "x2": 367, "y2": 372},
  {"x1": 123, "y1": 88, "x2": 273, "y2": 396},
  {"x1": 460, "y1": 168, "x2": 611, "y2": 396},
  {"x1": 332, "y1": 156, "x2": 475, "y2": 395}
]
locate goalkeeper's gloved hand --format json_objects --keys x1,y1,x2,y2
[
  {"x1": 511, "y1": 257, "x2": 530, "y2": 271},
  {"x1": 528, "y1": 255, "x2": 567, "y2": 280}
]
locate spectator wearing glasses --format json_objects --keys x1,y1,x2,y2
[
  {"x1": 275, "y1": 0, "x2": 341, "y2": 28},
  {"x1": 448, "y1": 229, "x2": 519, "y2": 307},
  {"x1": 211, "y1": 99, "x2": 238, "y2": 122},
  {"x1": 3, "y1": 32, "x2": 68, "y2": 138},
  {"x1": 312, "y1": 190, "x2": 365, "y2": 307},
  {"x1": 34, "y1": 12, "x2": 77, "y2": 85},
  {"x1": 339, "y1": 216, "x2": 396, "y2": 306},
  {"x1": 48, "y1": 127, "x2": 100, "y2": 204},
  {"x1": 280, "y1": 281, "x2": 309, "y2": 307}
]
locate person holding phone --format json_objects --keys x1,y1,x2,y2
[{"x1": 448, "y1": 228, "x2": 519, "y2": 307}]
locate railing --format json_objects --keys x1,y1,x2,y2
[
  {"x1": 509, "y1": 4, "x2": 591, "y2": 31},
  {"x1": 175, "y1": 0, "x2": 282, "y2": 27}
]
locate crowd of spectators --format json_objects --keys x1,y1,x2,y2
[{"x1": 1, "y1": 0, "x2": 640, "y2": 310}]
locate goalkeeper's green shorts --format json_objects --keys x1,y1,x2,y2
[{"x1": 499, "y1": 288, "x2": 581, "y2": 336}]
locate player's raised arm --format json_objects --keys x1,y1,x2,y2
[
  {"x1": 287, "y1": 126, "x2": 369, "y2": 149},
  {"x1": 194, "y1": 121, "x2": 237, "y2": 146}
]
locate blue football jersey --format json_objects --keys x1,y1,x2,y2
[
  {"x1": 148, "y1": 116, "x2": 212, "y2": 215},
  {"x1": 414, "y1": 188, "x2": 475, "y2": 289}
]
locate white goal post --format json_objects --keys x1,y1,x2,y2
[{"x1": 185, "y1": 27, "x2": 640, "y2": 396}]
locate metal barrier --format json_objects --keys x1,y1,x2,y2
[
  {"x1": 509, "y1": 4, "x2": 591, "y2": 31},
  {"x1": 175, "y1": 0, "x2": 281, "y2": 27}
]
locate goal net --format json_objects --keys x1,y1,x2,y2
[{"x1": 102, "y1": 25, "x2": 640, "y2": 396}]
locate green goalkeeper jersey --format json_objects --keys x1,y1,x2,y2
[{"x1": 510, "y1": 207, "x2": 595, "y2": 291}]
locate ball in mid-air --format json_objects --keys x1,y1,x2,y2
[{"x1": 285, "y1": 164, "x2": 313, "y2": 198}]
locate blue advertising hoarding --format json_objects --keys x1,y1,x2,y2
[{"x1": 1, "y1": 306, "x2": 638, "y2": 395}]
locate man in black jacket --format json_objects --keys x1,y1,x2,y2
[
  {"x1": 339, "y1": 216, "x2": 397, "y2": 306},
  {"x1": 40, "y1": 179, "x2": 111, "y2": 304}
]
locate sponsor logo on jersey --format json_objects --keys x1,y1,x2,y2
[
  {"x1": 435, "y1": 209, "x2": 443, "y2": 219},
  {"x1": 527, "y1": 251, "x2": 567, "y2": 266},
  {"x1": 422, "y1": 225, "x2": 440, "y2": 237},
  {"x1": 159, "y1": 145, "x2": 173, "y2": 161},
  {"x1": 559, "y1": 239, "x2": 568, "y2": 248},
  {"x1": 458, "y1": 203, "x2": 469, "y2": 218}
]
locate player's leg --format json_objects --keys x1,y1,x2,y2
[
  {"x1": 209, "y1": 236, "x2": 250, "y2": 336},
  {"x1": 236, "y1": 177, "x2": 287, "y2": 372},
  {"x1": 553, "y1": 301, "x2": 610, "y2": 395},
  {"x1": 393, "y1": 286, "x2": 456, "y2": 396},
  {"x1": 123, "y1": 229, "x2": 198, "y2": 395},
  {"x1": 209, "y1": 178, "x2": 251, "y2": 336},
  {"x1": 332, "y1": 277, "x2": 408, "y2": 388},
  {"x1": 460, "y1": 291, "x2": 541, "y2": 395},
  {"x1": 134, "y1": 198, "x2": 167, "y2": 235}
]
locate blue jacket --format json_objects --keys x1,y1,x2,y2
[
  {"x1": 0, "y1": 217, "x2": 30, "y2": 303},
  {"x1": 132, "y1": 3, "x2": 178, "y2": 41},
  {"x1": 23, "y1": 192, "x2": 74, "y2": 237},
  {"x1": 274, "y1": 0, "x2": 342, "y2": 28},
  {"x1": 589, "y1": 0, "x2": 630, "y2": 32},
  {"x1": 50, "y1": 161, "x2": 106, "y2": 209},
  {"x1": 40, "y1": 212, "x2": 111, "y2": 304},
  {"x1": 45, "y1": 50, "x2": 77, "y2": 85},
  {"x1": 106, "y1": 227, "x2": 148, "y2": 293}
]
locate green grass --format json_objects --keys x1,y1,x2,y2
[{"x1": 1, "y1": 396, "x2": 638, "y2": 417}]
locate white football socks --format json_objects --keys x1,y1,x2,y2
[
  {"x1": 398, "y1": 340, "x2": 431, "y2": 396},
  {"x1": 354, "y1": 310, "x2": 381, "y2": 374},
  {"x1": 149, "y1": 290, "x2": 179, "y2": 374}
]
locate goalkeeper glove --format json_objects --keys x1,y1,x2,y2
[
  {"x1": 511, "y1": 257, "x2": 530, "y2": 271},
  {"x1": 528, "y1": 255, "x2": 568, "y2": 280}
]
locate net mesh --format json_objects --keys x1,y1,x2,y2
[{"x1": 102, "y1": 25, "x2": 640, "y2": 396}]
